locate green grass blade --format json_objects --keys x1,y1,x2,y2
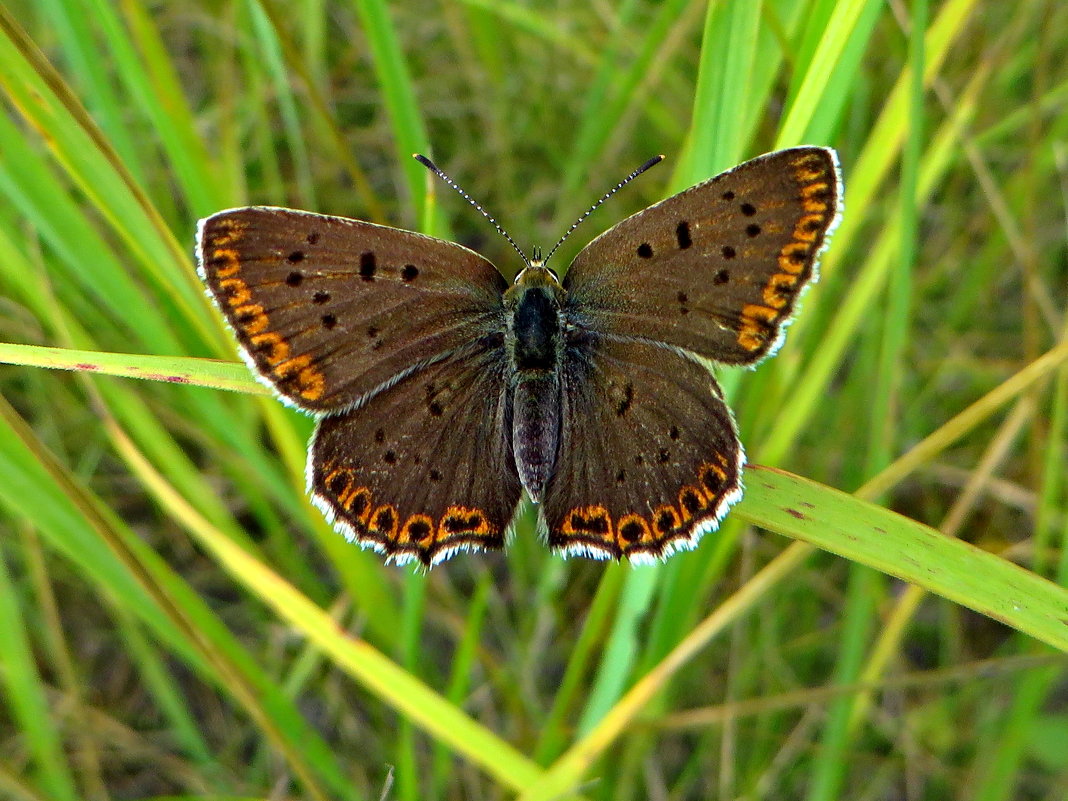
[
  {"x1": 0, "y1": 343, "x2": 268, "y2": 395},
  {"x1": 350, "y1": 0, "x2": 432, "y2": 226},
  {"x1": 687, "y1": 0, "x2": 763, "y2": 177},
  {"x1": 0, "y1": 546, "x2": 79, "y2": 801},
  {"x1": 743, "y1": 467, "x2": 1068, "y2": 651},
  {"x1": 773, "y1": 0, "x2": 869, "y2": 148}
]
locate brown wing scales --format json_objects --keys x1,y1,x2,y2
[
  {"x1": 543, "y1": 335, "x2": 744, "y2": 562},
  {"x1": 197, "y1": 207, "x2": 508, "y2": 413},
  {"x1": 563, "y1": 147, "x2": 841, "y2": 366},
  {"x1": 308, "y1": 345, "x2": 522, "y2": 566}
]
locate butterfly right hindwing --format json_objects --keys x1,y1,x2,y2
[{"x1": 541, "y1": 333, "x2": 744, "y2": 562}]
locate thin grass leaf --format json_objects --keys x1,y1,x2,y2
[
  {"x1": 0, "y1": 342, "x2": 268, "y2": 395},
  {"x1": 0, "y1": 548, "x2": 79, "y2": 801},
  {"x1": 113, "y1": 415, "x2": 589, "y2": 796}
]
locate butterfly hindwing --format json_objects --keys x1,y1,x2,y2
[
  {"x1": 542, "y1": 334, "x2": 743, "y2": 562},
  {"x1": 308, "y1": 341, "x2": 523, "y2": 566},
  {"x1": 563, "y1": 147, "x2": 841, "y2": 366},
  {"x1": 197, "y1": 206, "x2": 508, "y2": 413}
]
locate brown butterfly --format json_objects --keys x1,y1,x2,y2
[{"x1": 196, "y1": 148, "x2": 841, "y2": 566}]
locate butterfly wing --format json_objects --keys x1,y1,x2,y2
[
  {"x1": 197, "y1": 207, "x2": 508, "y2": 413},
  {"x1": 542, "y1": 334, "x2": 743, "y2": 561},
  {"x1": 563, "y1": 147, "x2": 841, "y2": 365},
  {"x1": 308, "y1": 341, "x2": 522, "y2": 566},
  {"x1": 544, "y1": 148, "x2": 840, "y2": 560}
]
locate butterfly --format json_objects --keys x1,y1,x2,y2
[{"x1": 196, "y1": 147, "x2": 841, "y2": 567}]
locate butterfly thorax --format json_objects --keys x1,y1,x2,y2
[{"x1": 504, "y1": 264, "x2": 565, "y2": 503}]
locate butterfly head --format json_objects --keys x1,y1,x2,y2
[{"x1": 511, "y1": 251, "x2": 562, "y2": 292}]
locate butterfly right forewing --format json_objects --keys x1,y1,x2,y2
[
  {"x1": 563, "y1": 147, "x2": 841, "y2": 366},
  {"x1": 541, "y1": 148, "x2": 841, "y2": 564}
]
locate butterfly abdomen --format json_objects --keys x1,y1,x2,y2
[
  {"x1": 505, "y1": 267, "x2": 566, "y2": 502},
  {"x1": 511, "y1": 374, "x2": 560, "y2": 502}
]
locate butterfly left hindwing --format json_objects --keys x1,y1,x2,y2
[{"x1": 309, "y1": 341, "x2": 523, "y2": 566}]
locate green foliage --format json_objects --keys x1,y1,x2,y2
[{"x1": 0, "y1": 1, "x2": 1066, "y2": 799}]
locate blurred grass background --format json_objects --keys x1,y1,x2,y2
[{"x1": 0, "y1": 0, "x2": 1067, "y2": 799}]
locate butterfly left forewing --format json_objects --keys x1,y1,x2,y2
[
  {"x1": 542, "y1": 334, "x2": 743, "y2": 562},
  {"x1": 563, "y1": 147, "x2": 841, "y2": 366},
  {"x1": 197, "y1": 206, "x2": 508, "y2": 414}
]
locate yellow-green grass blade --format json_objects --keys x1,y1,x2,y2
[
  {"x1": 519, "y1": 332, "x2": 1068, "y2": 798},
  {"x1": 0, "y1": 397, "x2": 355, "y2": 799},
  {"x1": 251, "y1": 0, "x2": 388, "y2": 223},
  {"x1": 351, "y1": 0, "x2": 434, "y2": 230},
  {"x1": 0, "y1": 343, "x2": 268, "y2": 396},
  {"x1": 801, "y1": 0, "x2": 981, "y2": 282},
  {"x1": 81, "y1": 0, "x2": 231, "y2": 216},
  {"x1": 969, "y1": 352, "x2": 1068, "y2": 801},
  {"x1": 757, "y1": 47, "x2": 985, "y2": 466},
  {"x1": 744, "y1": 0, "x2": 982, "y2": 461},
  {"x1": 796, "y1": 0, "x2": 884, "y2": 144},
  {"x1": 518, "y1": 540, "x2": 813, "y2": 801},
  {"x1": 687, "y1": 0, "x2": 763, "y2": 178},
  {"x1": 430, "y1": 573, "x2": 493, "y2": 794},
  {"x1": 34, "y1": 0, "x2": 150, "y2": 190},
  {"x1": 0, "y1": 110, "x2": 185, "y2": 354},
  {"x1": 0, "y1": 339, "x2": 302, "y2": 538},
  {"x1": 808, "y1": 0, "x2": 929, "y2": 795},
  {"x1": 773, "y1": 0, "x2": 870, "y2": 149},
  {"x1": 0, "y1": 338, "x2": 405, "y2": 642},
  {"x1": 247, "y1": 0, "x2": 319, "y2": 210},
  {"x1": 533, "y1": 563, "x2": 626, "y2": 763},
  {"x1": 0, "y1": 6, "x2": 222, "y2": 354},
  {"x1": 0, "y1": 340, "x2": 554, "y2": 789},
  {"x1": 744, "y1": 467, "x2": 1068, "y2": 652},
  {"x1": 575, "y1": 567, "x2": 660, "y2": 737},
  {"x1": 112, "y1": 417, "x2": 592, "y2": 798},
  {"x1": 520, "y1": 462, "x2": 1068, "y2": 800},
  {"x1": 0, "y1": 546, "x2": 79, "y2": 801}
]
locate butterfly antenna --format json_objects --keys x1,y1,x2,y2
[
  {"x1": 542, "y1": 154, "x2": 665, "y2": 266},
  {"x1": 414, "y1": 154, "x2": 531, "y2": 268}
]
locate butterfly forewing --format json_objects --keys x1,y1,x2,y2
[
  {"x1": 563, "y1": 147, "x2": 841, "y2": 365},
  {"x1": 309, "y1": 342, "x2": 522, "y2": 566},
  {"x1": 543, "y1": 335, "x2": 743, "y2": 562},
  {"x1": 197, "y1": 207, "x2": 508, "y2": 413}
]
